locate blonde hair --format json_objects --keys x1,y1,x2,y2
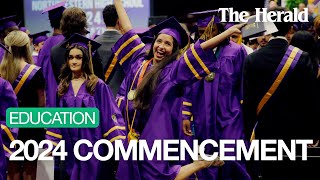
[{"x1": 0, "y1": 30, "x2": 33, "y2": 84}]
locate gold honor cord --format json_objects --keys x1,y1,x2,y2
[{"x1": 88, "y1": 41, "x2": 94, "y2": 73}]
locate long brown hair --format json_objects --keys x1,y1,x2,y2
[
  {"x1": 0, "y1": 30, "x2": 33, "y2": 84},
  {"x1": 58, "y1": 44, "x2": 98, "y2": 97},
  {"x1": 133, "y1": 34, "x2": 180, "y2": 110}
]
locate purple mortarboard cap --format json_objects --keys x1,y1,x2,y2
[
  {"x1": 0, "y1": 15, "x2": 18, "y2": 31},
  {"x1": 0, "y1": 42, "x2": 11, "y2": 54},
  {"x1": 134, "y1": 27, "x2": 154, "y2": 44},
  {"x1": 149, "y1": 17, "x2": 189, "y2": 47},
  {"x1": 42, "y1": 0, "x2": 66, "y2": 21},
  {"x1": 30, "y1": 31, "x2": 50, "y2": 44},
  {"x1": 189, "y1": 10, "x2": 221, "y2": 28},
  {"x1": 19, "y1": 27, "x2": 28, "y2": 32},
  {"x1": 60, "y1": 33, "x2": 101, "y2": 52},
  {"x1": 61, "y1": 33, "x2": 101, "y2": 72}
]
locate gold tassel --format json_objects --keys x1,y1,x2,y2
[
  {"x1": 177, "y1": 36, "x2": 191, "y2": 60},
  {"x1": 87, "y1": 41, "x2": 94, "y2": 74},
  {"x1": 236, "y1": 34, "x2": 243, "y2": 44},
  {"x1": 199, "y1": 16, "x2": 216, "y2": 41}
]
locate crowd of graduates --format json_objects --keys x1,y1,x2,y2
[{"x1": 0, "y1": 0, "x2": 320, "y2": 180}]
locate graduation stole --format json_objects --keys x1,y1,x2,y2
[
  {"x1": 127, "y1": 59, "x2": 152, "y2": 142},
  {"x1": 250, "y1": 45, "x2": 302, "y2": 142},
  {"x1": 12, "y1": 64, "x2": 40, "y2": 95}
]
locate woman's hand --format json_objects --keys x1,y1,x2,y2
[
  {"x1": 182, "y1": 120, "x2": 193, "y2": 136},
  {"x1": 226, "y1": 23, "x2": 247, "y2": 35},
  {"x1": 197, "y1": 155, "x2": 225, "y2": 168},
  {"x1": 200, "y1": 23, "x2": 246, "y2": 50}
]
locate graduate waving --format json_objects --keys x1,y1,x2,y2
[{"x1": 113, "y1": 0, "x2": 245, "y2": 179}]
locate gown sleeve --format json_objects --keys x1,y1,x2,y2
[
  {"x1": 181, "y1": 87, "x2": 193, "y2": 122},
  {"x1": 95, "y1": 80, "x2": 126, "y2": 143},
  {"x1": 169, "y1": 40, "x2": 218, "y2": 86},
  {"x1": 111, "y1": 29, "x2": 147, "y2": 75},
  {"x1": 0, "y1": 78, "x2": 19, "y2": 157}
]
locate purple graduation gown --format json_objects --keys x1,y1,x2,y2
[
  {"x1": 32, "y1": 55, "x2": 38, "y2": 65},
  {"x1": 113, "y1": 30, "x2": 217, "y2": 180},
  {"x1": 0, "y1": 77, "x2": 18, "y2": 179},
  {"x1": 36, "y1": 34, "x2": 65, "y2": 107},
  {"x1": 46, "y1": 79, "x2": 126, "y2": 180},
  {"x1": 184, "y1": 41, "x2": 250, "y2": 180}
]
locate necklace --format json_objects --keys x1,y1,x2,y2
[{"x1": 126, "y1": 59, "x2": 152, "y2": 142}]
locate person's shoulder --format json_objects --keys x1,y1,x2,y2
[
  {"x1": 220, "y1": 41, "x2": 243, "y2": 56},
  {"x1": 0, "y1": 77, "x2": 9, "y2": 88},
  {"x1": 245, "y1": 48, "x2": 260, "y2": 61},
  {"x1": 297, "y1": 51, "x2": 312, "y2": 63},
  {"x1": 96, "y1": 78, "x2": 109, "y2": 89},
  {"x1": 95, "y1": 78, "x2": 113, "y2": 94},
  {"x1": 97, "y1": 78, "x2": 106, "y2": 85},
  {"x1": 46, "y1": 34, "x2": 64, "y2": 44}
]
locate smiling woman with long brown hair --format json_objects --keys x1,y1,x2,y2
[{"x1": 113, "y1": 0, "x2": 245, "y2": 179}]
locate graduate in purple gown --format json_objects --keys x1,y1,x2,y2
[
  {"x1": 182, "y1": 10, "x2": 250, "y2": 180},
  {"x1": 0, "y1": 30, "x2": 45, "y2": 180},
  {"x1": 37, "y1": 1, "x2": 66, "y2": 107},
  {"x1": 45, "y1": 33, "x2": 126, "y2": 180},
  {"x1": 30, "y1": 30, "x2": 50, "y2": 64},
  {"x1": 0, "y1": 74, "x2": 19, "y2": 180},
  {"x1": 113, "y1": 1, "x2": 245, "y2": 179}
]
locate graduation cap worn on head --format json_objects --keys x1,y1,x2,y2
[
  {"x1": 30, "y1": 30, "x2": 50, "y2": 44},
  {"x1": 189, "y1": 10, "x2": 221, "y2": 28},
  {"x1": 148, "y1": 16, "x2": 189, "y2": 48},
  {"x1": 42, "y1": 0, "x2": 66, "y2": 21},
  {"x1": 61, "y1": 33, "x2": 101, "y2": 52},
  {"x1": 0, "y1": 42, "x2": 11, "y2": 54},
  {"x1": 20, "y1": 27, "x2": 28, "y2": 33},
  {"x1": 0, "y1": 15, "x2": 19, "y2": 31},
  {"x1": 61, "y1": 33, "x2": 101, "y2": 72}
]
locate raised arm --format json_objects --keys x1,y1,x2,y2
[
  {"x1": 169, "y1": 23, "x2": 246, "y2": 86},
  {"x1": 200, "y1": 23, "x2": 245, "y2": 50},
  {"x1": 114, "y1": 0, "x2": 133, "y2": 33}
]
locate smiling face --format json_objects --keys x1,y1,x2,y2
[
  {"x1": 152, "y1": 34, "x2": 174, "y2": 63},
  {"x1": 68, "y1": 48, "x2": 83, "y2": 73}
]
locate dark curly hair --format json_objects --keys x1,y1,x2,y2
[
  {"x1": 103, "y1": 4, "x2": 118, "y2": 27},
  {"x1": 60, "y1": 7, "x2": 88, "y2": 38}
]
